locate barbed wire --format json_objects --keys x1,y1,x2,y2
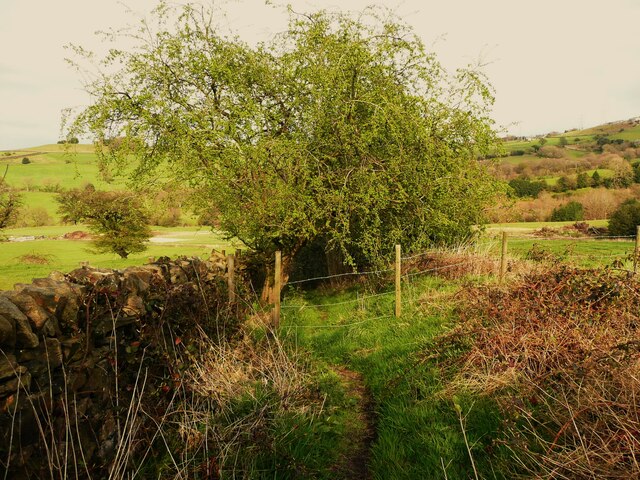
[
  {"x1": 277, "y1": 235, "x2": 638, "y2": 292},
  {"x1": 280, "y1": 314, "x2": 392, "y2": 329},
  {"x1": 509, "y1": 235, "x2": 635, "y2": 241},
  {"x1": 281, "y1": 290, "x2": 395, "y2": 309},
  {"x1": 402, "y1": 260, "x2": 478, "y2": 279},
  {"x1": 286, "y1": 267, "x2": 394, "y2": 286}
]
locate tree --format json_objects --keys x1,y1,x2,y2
[
  {"x1": 558, "y1": 136, "x2": 568, "y2": 148},
  {"x1": 591, "y1": 170, "x2": 602, "y2": 186},
  {"x1": 549, "y1": 201, "x2": 584, "y2": 222},
  {"x1": 556, "y1": 176, "x2": 575, "y2": 192},
  {"x1": 65, "y1": 3, "x2": 502, "y2": 275},
  {"x1": 608, "y1": 156, "x2": 634, "y2": 188},
  {"x1": 633, "y1": 162, "x2": 640, "y2": 183},
  {"x1": 57, "y1": 187, "x2": 151, "y2": 258},
  {"x1": 576, "y1": 172, "x2": 591, "y2": 189},
  {"x1": 0, "y1": 166, "x2": 21, "y2": 231},
  {"x1": 508, "y1": 177, "x2": 546, "y2": 198},
  {"x1": 608, "y1": 199, "x2": 640, "y2": 237}
]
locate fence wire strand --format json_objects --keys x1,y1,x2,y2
[
  {"x1": 402, "y1": 259, "x2": 478, "y2": 279},
  {"x1": 282, "y1": 290, "x2": 395, "y2": 309},
  {"x1": 286, "y1": 267, "x2": 394, "y2": 286},
  {"x1": 280, "y1": 314, "x2": 392, "y2": 329},
  {"x1": 273, "y1": 233, "x2": 640, "y2": 313}
]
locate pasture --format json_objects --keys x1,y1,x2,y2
[{"x1": 0, "y1": 226, "x2": 241, "y2": 289}]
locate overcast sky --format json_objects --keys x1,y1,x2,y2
[{"x1": 1, "y1": 0, "x2": 639, "y2": 150}]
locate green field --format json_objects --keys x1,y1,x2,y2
[
  {"x1": 1, "y1": 150, "x2": 127, "y2": 190},
  {"x1": 610, "y1": 123, "x2": 640, "y2": 141},
  {"x1": 0, "y1": 226, "x2": 241, "y2": 289},
  {"x1": 542, "y1": 168, "x2": 614, "y2": 186}
]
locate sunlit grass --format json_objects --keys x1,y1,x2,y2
[{"x1": 281, "y1": 274, "x2": 506, "y2": 479}]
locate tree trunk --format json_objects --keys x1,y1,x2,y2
[{"x1": 325, "y1": 246, "x2": 349, "y2": 286}]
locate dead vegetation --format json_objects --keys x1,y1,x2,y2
[
  {"x1": 431, "y1": 267, "x2": 640, "y2": 479},
  {"x1": 15, "y1": 253, "x2": 55, "y2": 264}
]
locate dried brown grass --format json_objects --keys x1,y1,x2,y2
[{"x1": 432, "y1": 267, "x2": 640, "y2": 478}]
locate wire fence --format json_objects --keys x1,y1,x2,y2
[{"x1": 214, "y1": 231, "x2": 640, "y2": 330}]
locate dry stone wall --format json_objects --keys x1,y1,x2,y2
[{"x1": 0, "y1": 254, "x2": 241, "y2": 478}]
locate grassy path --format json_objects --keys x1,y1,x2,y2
[
  {"x1": 333, "y1": 367, "x2": 377, "y2": 479},
  {"x1": 281, "y1": 275, "x2": 505, "y2": 479}
]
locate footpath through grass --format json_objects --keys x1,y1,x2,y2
[{"x1": 280, "y1": 274, "x2": 507, "y2": 479}]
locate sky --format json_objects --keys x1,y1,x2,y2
[{"x1": 1, "y1": 0, "x2": 640, "y2": 150}]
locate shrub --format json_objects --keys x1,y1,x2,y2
[
  {"x1": 549, "y1": 201, "x2": 584, "y2": 221},
  {"x1": 21, "y1": 157, "x2": 31, "y2": 164},
  {"x1": 576, "y1": 172, "x2": 590, "y2": 189},
  {"x1": 579, "y1": 187, "x2": 632, "y2": 220},
  {"x1": 14, "y1": 207, "x2": 53, "y2": 227},
  {"x1": 435, "y1": 268, "x2": 640, "y2": 478},
  {"x1": 508, "y1": 177, "x2": 546, "y2": 198},
  {"x1": 608, "y1": 199, "x2": 640, "y2": 236},
  {"x1": 537, "y1": 145, "x2": 565, "y2": 159}
]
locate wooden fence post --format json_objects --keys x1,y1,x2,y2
[
  {"x1": 395, "y1": 244, "x2": 401, "y2": 318},
  {"x1": 499, "y1": 232, "x2": 508, "y2": 284},
  {"x1": 635, "y1": 226, "x2": 640, "y2": 274},
  {"x1": 273, "y1": 251, "x2": 282, "y2": 328},
  {"x1": 227, "y1": 254, "x2": 235, "y2": 303}
]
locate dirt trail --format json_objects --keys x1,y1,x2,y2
[{"x1": 333, "y1": 366, "x2": 377, "y2": 480}]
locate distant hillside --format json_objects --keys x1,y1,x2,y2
[{"x1": 560, "y1": 117, "x2": 640, "y2": 139}]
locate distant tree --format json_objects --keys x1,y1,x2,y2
[
  {"x1": 549, "y1": 201, "x2": 584, "y2": 222},
  {"x1": 608, "y1": 156, "x2": 634, "y2": 188},
  {"x1": 576, "y1": 172, "x2": 591, "y2": 189},
  {"x1": 556, "y1": 175, "x2": 576, "y2": 192},
  {"x1": 633, "y1": 162, "x2": 640, "y2": 183},
  {"x1": 608, "y1": 199, "x2": 640, "y2": 236},
  {"x1": 57, "y1": 184, "x2": 95, "y2": 224},
  {"x1": 508, "y1": 177, "x2": 546, "y2": 198},
  {"x1": 591, "y1": 170, "x2": 602, "y2": 186},
  {"x1": 57, "y1": 137, "x2": 80, "y2": 145},
  {"x1": 0, "y1": 166, "x2": 22, "y2": 230},
  {"x1": 537, "y1": 145, "x2": 565, "y2": 159},
  {"x1": 21, "y1": 157, "x2": 31, "y2": 164},
  {"x1": 57, "y1": 187, "x2": 151, "y2": 258},
  {"x1": 558, "y1": 136, "x2": 568, "y2": 148}
]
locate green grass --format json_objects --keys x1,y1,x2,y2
[
  {"x1": 2, "y1": 151, "x2": 127, "y2": 190},
  {"x1": 610, "y1": 124, "x2": 640, "y2": 141},
  {"x1": 542, "y1": 168, "x2": 614, "y2": 186},
  {"x1": 506, "y1": 238, "x2": 635, "y2": 268},
  {"x1": 0, "y1": 226, "x2": 241, "y2": 289},
  {"x1": 0, "y1": 240, "x2": 207, "y2": 289},
  {"x1": 21, "y1": 143, "x2": 98, "y2": 153},
  {"x1": 487, "y1": 219, "x2": 608, "y2": 232},
  {"x1": 17, "y1": 191, "x2": 61, "y2": 220},
  {"x1": 281, "y1": 275, "x2": 507, "y2": 479}
]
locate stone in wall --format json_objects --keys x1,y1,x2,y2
[{"x1": 0, "y1": 255, "x2": 242, "y2": 479}]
